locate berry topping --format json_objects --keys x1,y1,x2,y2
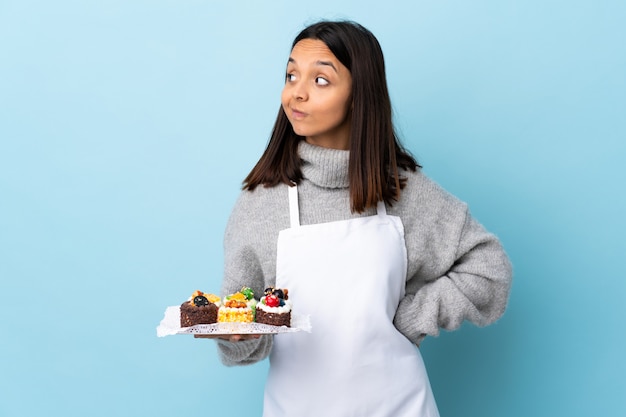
[
  {"x1": 193, "y1": 295, "x2": 209, "y2": 307},
  {"x1": 265, "y1": 287, "x2": 288, "y2": 300},
  {"x1": 265, "y1": 294, "x2": 280, "y2": 307}
]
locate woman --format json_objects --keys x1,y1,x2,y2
[{"x1": 208, "y1": 20, "x2": 512, "y2": 416}]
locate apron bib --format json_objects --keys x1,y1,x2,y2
[{"x1": 263, "y1": 185, "x2": 439, "y2": 417}]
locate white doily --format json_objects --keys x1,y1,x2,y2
[{"x1": 156, "y1": 305, "x2": 312, "y2": 337}]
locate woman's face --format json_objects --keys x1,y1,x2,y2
[{"x1": 281, "y1": 39, "x2": 352, "y2": 150}]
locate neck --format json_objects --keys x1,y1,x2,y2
[
  {"x1": 305, "y1": 137, "x2": 349, "y2": 150},
  {"x1": 305, "y1": 123, "x2": 351, "y2": 150}
]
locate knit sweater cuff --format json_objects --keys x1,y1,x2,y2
[
  {"x1": 216, "y1": 335, "x2": 273, "y2": 366},
  {"x1": 394, "y1": 294, "x2": 440, "y2": 344}
]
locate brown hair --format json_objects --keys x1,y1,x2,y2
[{"x1": 244, "y1": 20, "x2": 419, "y2": 213}]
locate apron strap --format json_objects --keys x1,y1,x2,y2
[
  {"x1": 376, "y1": 200, "x2": 387, "y2": 216},
  {"x1": 288, "y1": 185, "x2": 300, "y2": 227}
]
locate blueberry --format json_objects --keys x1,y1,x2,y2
[
  {"x1": 193, "y1": 295, "x2": 209, "y2": 306},
  {"x1": 273, "y1": 289, "x2": 284, "y2": 299}
]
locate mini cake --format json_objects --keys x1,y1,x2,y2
[
  {"x1": 217, "y1": 287, "x2": 256, "y2": 323},
  {"x1": 180, "y1": 290, "x2": 221, "y2": 327},
  {"x1": 256, "y1": 287, "x2": 292, "y2": 327}
]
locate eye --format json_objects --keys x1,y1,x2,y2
[
  {"x1": 315, "y1": 77, "x2": 329, "y2": 86},
  {"x1": 286, "y1": 73, "x2": 296, "y2": 82}
]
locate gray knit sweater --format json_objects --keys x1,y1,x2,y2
[{"x1": 217, "y1": 141, "x2": 512, "y2": 366}]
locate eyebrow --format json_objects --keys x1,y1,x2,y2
[{"x1": 288, "y1": 57, "x2": 338, "y2": 73}]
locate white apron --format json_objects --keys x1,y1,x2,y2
[{"x1": 262, "y1": 185, "x2": 439, "y2": 417}]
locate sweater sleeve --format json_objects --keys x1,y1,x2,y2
[
  {"x1": 216, "y1": 335, "x2": 273, "y2": 366},
  {"x1": 216, "y1": 192, "x2": 274, "y2": 365},
  {"x1": 394, "y1": 207, "x2": 513, "y2": 344}
]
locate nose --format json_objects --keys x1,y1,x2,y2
[{"x1": 292, "y1": 81, "x2": 308, "y2": 101}]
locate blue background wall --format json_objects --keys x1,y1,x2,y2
[{"x1": 1, "y1": 1, "x2": 624, "y2": 416}]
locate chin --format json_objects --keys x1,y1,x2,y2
[{"x1": 290, "y1": 126, "x2": 309, "y2": 137}]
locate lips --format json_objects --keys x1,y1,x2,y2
[{"x1": 290, "y1": 108, "x2": 307, "y2": 119}]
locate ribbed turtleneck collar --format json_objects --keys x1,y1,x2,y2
[{"x1": 298, "y1": 140, "x2": 349, "y2": 189}]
